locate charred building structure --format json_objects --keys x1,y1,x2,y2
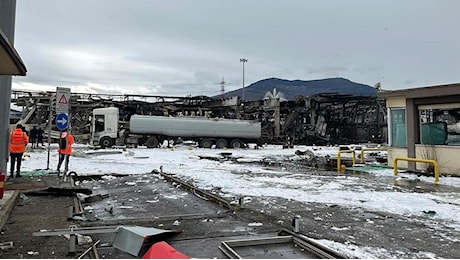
[{"x1": 10, "y1": 89, "x2": 387, "y2": 145}]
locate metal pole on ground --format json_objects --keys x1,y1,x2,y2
[{"x1": 46, "y1": 94, "x2": 54, "y2": 170}]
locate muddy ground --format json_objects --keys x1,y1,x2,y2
[{"x1": 0, "y1": 191, "x2": 77, "y2": 259}]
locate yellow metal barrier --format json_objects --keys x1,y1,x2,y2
[
  {"x1": 393, "y1": 157, "x2": 440, "y2": 183},
  {"x1": 337, "y1": 150, "x2": 356, "y2": 172},
  {"x1": 360, "y1": 147, "x2": 388, "y2": 163}
]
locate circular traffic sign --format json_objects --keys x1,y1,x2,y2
[{"x1": 56, "y1": 113, "x2": 69, "y2": 130}]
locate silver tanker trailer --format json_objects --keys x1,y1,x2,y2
[{"x1": 91, "y1": 107, "x2": 261, "y2": 148}]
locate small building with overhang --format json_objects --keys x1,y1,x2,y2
[{"x1": 378, "y1": 83, "x2": 460, "y2": 176}]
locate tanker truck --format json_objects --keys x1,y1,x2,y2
[{"x1": 91, "y1": 107, "x2": 261, "y2": 148}]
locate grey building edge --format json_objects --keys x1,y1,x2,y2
[
  {"x1": 378, "y1": 83, "x2": 460, "y2": 99},
  {"x1": 0, "y1": 28, "x2": 26, "y2": 75}
]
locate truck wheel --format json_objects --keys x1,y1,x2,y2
[
  {"x1": 146, "y1": 137, "x2": 159, "y2": 148},
  {"x1": 216, "y1": 139, "x2": 228, "y2": 149},
  {"x1": 230, "y1": 139, "x2": 242, "y2": 148},
  {"x1": 100, "y1": 137, "x2": 113, "y2": 148},
  {"x1": 200, "y1": 139, "x2": 213, "y2": 148}
]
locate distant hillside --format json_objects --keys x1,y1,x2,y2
[{"x1": 220, "y1": 77, "x2": 377, "y2": 101}]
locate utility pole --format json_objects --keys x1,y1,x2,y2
[
  {"x1": 219, "y1": 77, "x2": 226, "y2": 100},
  {"x1": 240, "y1": 58, "x2": 247, "y2": 101},
  {"x1": 0, "y1": 0, "x2": 16, "y2": 175}
]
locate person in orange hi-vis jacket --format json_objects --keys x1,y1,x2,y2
[
  {"x1": 9, "y1": 124, "x2": 29, "y2": 178},
  {"x1": 57, "y1": 129, "x2": 74, "y2": 174}
]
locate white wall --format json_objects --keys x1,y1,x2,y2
[{"x1": 387, "y1": 145, "x2": 460, "y2": 176}]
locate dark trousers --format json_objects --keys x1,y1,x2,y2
[
  {"x1": 57, "y1": 153, "x2": 70, "y2": 172},
  {"x1": 30, "y1": 138, "x2": 37, "y2": 148},
  {"x1": 10, "y1": 153, "x2": 23, "y2": 176}
]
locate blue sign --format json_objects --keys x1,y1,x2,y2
[{"x1": 56, "y1": 113, "x2": 69, "y2": 130}]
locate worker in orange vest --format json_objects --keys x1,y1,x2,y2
[
  {"x1": 57, "y1": 129, "x2": 74, "y2": 174},
  {"x1": 9, "y1": 124, "x2": 29, "y2": 178}
]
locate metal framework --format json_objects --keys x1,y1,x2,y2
[{"x1": 10, "y1": 90, "x2": 387, "y2": 145}]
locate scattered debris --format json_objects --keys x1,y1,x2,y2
[
  {"x1": 112, "y1": 226, "x2": 182, "y2": 256},
  {"x1": 423, "y1": 210, "x2": 436, "y2": 216},
  {"x1": 0, "y1": 242, "x2": 14, "y2": 250},
  {"x1": 27, "y1": 250, "x2": 40, "y2": 256},
  {"x1": 84, "y1": 193, "x2": 109, "y2": 203},
  {"x1": 104, "y1": 206, "x2": 113, "y2": 215},
  {"x1": 64, "y1": 234, "x2": 94, "y2": 245},
  {"x1": 248, "y1": 222, "x2": 263, "y2": 227},
  {"x1": 72, "y1": 216, "x2": 87, "y2": 221}
]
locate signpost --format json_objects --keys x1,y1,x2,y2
[{"x1": 47, "y1": 87, "x2": 71, "y2": 172}]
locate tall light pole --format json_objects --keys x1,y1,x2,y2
[{"x1": 240, "y1": 58, "x2": 247, "y2": 101}]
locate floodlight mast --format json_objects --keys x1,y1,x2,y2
[{"x1": 240, "y1": 58, "x2": 248, "y2": 101}]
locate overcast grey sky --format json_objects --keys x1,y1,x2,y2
[{"x1": 11, "y1": 0, "x2": 460, "y2": 96}]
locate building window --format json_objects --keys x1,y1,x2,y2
[
  {"x1": 391, "y1": 108, "x2": 406, "y2": 147},
  {"x1": 419, "y1": 106, "x2": 460, "y2": 145}
]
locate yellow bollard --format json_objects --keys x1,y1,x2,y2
[
  {"x1": 337, "y1": 149, "x2": 356, "y2": 172},
  {"x1": 337, "y1": 152, "x2": 342, "y2": 172},
  {"x1": 394, "y1": 157, "x2": 440, "y2": 183}
]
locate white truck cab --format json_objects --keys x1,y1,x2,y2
[{"x1": 92, "y1": 107, "x2": 120, "y2": 148}]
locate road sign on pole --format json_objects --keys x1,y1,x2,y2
[
  {"x1": 56, "y1": 87, "x2": 71, "y2": 113},
  {"x1": 56, "y1": 113, "x2": 69, "y2": 130}
]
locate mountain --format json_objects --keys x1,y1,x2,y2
[{"x1": 220, "y1": 77, "x2": 377, "y2": 101}]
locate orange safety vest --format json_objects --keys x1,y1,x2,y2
[
  {"x1": 57, "y1": 132, "x2": 74, "y2": 155},
  {"x1": 10, "y1": 128, "x2": 29, "y2": 153}
]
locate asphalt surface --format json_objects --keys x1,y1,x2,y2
[
  {"x1": 74, "y1": 173, "x2": 316, "y2": 259},
  {"x1": 0, "y1": 160, "x2": 459, "y2": 258},
  {"x1": 0, "y1": 174, "x2": 330, "y2": 259}
]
